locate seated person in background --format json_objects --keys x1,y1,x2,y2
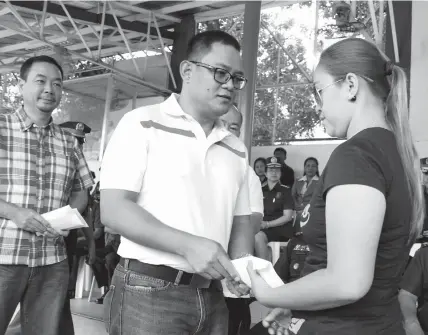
[
  {"x1": 255, "y1": 156, "x2": 294, "y2": 261},
  {"x1": 254, "y1": 157, "x2": 268, "y2": 187},
  {"x1": 273, "y1": 147, "x2": 295, "y2": 188},
  {"x1": 247, "y1": 231, "x2": 310, "y2": 335},
  {"x1": 399, "y1": 243, "x2": 428, "y2": 335},
  {"x1": 292, "y1": 157, "x2": 320, "y2": 215}
]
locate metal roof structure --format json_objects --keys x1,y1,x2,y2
[{"x1": 0, "y1": 0, "x2": 283, "y2": 97}]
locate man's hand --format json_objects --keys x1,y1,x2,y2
[
  {"x1": 11, "y1": 208, "x2": 59, "y2": 238},
  {"x1": 262, "y1": 308, "x2": 292, "y2": 335},
  {"x1": 181, "y1": 236, "x2": 241, "y2": 281},
  {"x1": 225, "y1": 278, "x2": 251, "y2": 297}
]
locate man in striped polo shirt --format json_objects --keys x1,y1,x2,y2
[
  {"x1": 100, "y1": 30, "x2": 254, "y2": 334},
  {"x1": 0, "y1": 56, "x2": 94, "y2": 335}
]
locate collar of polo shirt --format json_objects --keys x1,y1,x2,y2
[{"x1": 163, "y1": 93, "x2": 230, "y2": 136}]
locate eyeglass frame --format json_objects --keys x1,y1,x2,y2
[
  {"x1": 313, "y1": 75, "x2": 374, "y2": 107},
  {"x1": 187, "y1": 60, "x2": 248, "y2": 90}
]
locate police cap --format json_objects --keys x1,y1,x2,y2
[
  {"x1": 266, "y1": 156, "x2": 282, "y2": 168},
  {"x1": 59, "y1": 121, "x2": 91, "y2": 138}
]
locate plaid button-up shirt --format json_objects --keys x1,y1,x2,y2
[{"x1": 0, "y1": 108, "x2": 94, "y2": 267}]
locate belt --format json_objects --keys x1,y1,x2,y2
[{"x1": 119, "y1": 258, "x2": 216, "y2": 289}]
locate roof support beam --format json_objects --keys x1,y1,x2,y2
[
  {"x1": 9, "y1": 1, "x2": 175, "y2": 40},
  {"x1": 0, "y1": 21, "x2": 171, "y2": 96}
]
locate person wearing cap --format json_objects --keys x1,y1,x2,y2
[
  {"x1": 58, "y1": 121, "x2": 95, "y2": 335},
  {"x1": 100, "y1": 30, "x2": 252, "y2": 334},
  {"x1": 221, "y1": 105, "x2": 264, "y2": 335},
  {"x1": 255, "y1": 157, "x2": 295, "y2": 261},
  {"x1": 0, "y1": 55, "x2": 94, "y2": 335}
]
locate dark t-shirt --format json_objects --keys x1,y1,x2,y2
[
  {"x1": 280, "y1": 163, "x2": 295, "y2": 188},
  {"x1": 292, "y1": 128, "x2": 411, "y2": 335}
]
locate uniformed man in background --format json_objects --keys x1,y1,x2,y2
[{"x1": 58, "y1": 121, "x2": 95, "y2": 335}]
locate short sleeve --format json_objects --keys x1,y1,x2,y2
[
  {"x1": 100, "y1": 112, "x2": 148, "y2": 192},
  {"x1": 323, "y1": 141, "x2": 387, "y2": 199},
  {"x1": 71, "y1": 145, "x2": 94, "y2": 192},
  {"x1": 248, "y1": 167, "x2": 264, "y2": 214},
  {"x1": 400, "y1": 248, "x2": 426, "y2": 297},
  {"x1": 282, "y1": 187, "x2": 294, "y2": 210},
  {"x1": 233, "y1": 165, "x2": 252, "y2": 216}
]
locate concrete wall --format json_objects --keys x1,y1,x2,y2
[
  {"x1": 251, "y1": 142, "x2": 342, "y2": 178},
  {"x1": 410, "y1": 1, "x2": 428, "y2": 158}
]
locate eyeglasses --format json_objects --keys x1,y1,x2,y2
[
  {"x1": 313, "y1": 79, "x2": 343, "y2": 107},
  {"x1": 313, "y1": 75, "x2": 374, "y2": 107},
  {"x1": 188, "y1": 61, "x2": 247, "y2": 90}
]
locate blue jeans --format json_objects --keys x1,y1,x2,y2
[
  {"x1": 104, "y1": 263, "x2": 229, "y2": 335},
  {"x1": 0, "y1": 260, "x2": 69, "y2": 335}
]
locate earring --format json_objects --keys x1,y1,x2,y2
[{"x1": 349, "y1": 94, "x2": 356, "y2": 102}]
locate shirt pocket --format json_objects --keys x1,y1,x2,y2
[{"x1": 45, "y1": 147, "x2": 75, "y2": 196}]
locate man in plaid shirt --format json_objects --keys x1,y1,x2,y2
[{"x1": 0, "y1": 56, "x2": 94, "y2": 335}]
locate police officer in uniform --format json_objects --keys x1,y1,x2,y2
[
  {"x1": 248, "y1": 230, "x2": 310, "y2": 335},
  {"x1": 59, "y1": 121, "x2": 95, "y2": 335},
  {"x1": 255, "y1": 156, "x2": 295, "y2": 260}
]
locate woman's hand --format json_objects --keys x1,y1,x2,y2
[
  {"x1": 247, "y1": 260, "x2": 273, "y2": 305},
  {"x1": 260, "y1": 221, "x2": 269, "y2": 230},
  {"x1": 263, "y1": 308, "x2": 292, "y2": 335}
]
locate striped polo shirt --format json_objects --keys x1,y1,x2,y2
[{"x1": 100, "y1": 94, "x2": 251, "y2": 272}]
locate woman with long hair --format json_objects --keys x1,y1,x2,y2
[
  {"x1": 292, "y1": 157, "x2": 320, "y2": 214},
  {"x1": 254, "y1": 157, "x2": 268, "y2": 187},
  {"x1": 247, "y1": 38, "x2": 424, "y2": 335}
]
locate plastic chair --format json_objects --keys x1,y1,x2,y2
[{"x1": 268, "y1": 241, "x2": 288, "y2": 265}]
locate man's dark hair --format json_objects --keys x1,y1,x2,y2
[
  {"x1": 274, "y1": 147, "x2": 287, "y2": 156},
  {"x1": 20, "y1": 55, "x2": 64, "y2": 81},
  {"x1": 186, "y1": 30, "x2": 241, "y2": 61}
]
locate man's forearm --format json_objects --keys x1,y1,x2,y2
[
  {"x1": 0, "y1": 198, "x2": 19, "y2": 220},
  {"x1": 101, "y1": 197, "x2": 196, "y2": 257},
  {"x1": 251, "y1": 212, "x2": 263, "y2": 235},
  {"x1": 228, "y1": 215, "x2": 254, "y2": 259}
]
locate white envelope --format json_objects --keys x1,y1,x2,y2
[
  {"x1": 222, "y1": 256, "x2": 284, "y2": 298},
  {"x1": 41, "y1": 205, "x2": 88, "y2": 232}
]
